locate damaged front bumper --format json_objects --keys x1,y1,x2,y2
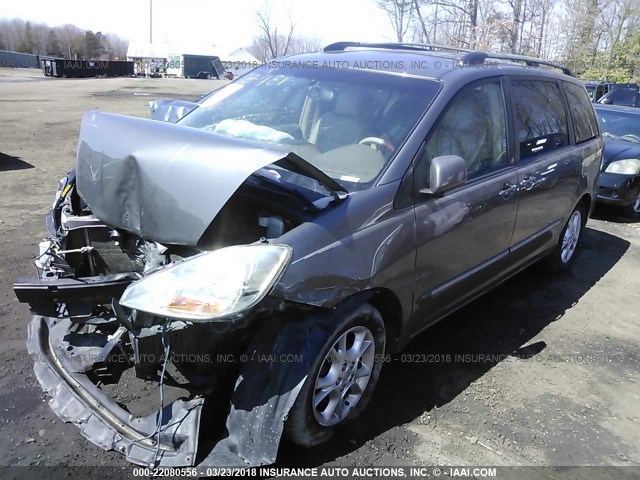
[
  {"x1": 28, "y1": 315, "x2": 204, "y2": 467},
  {"x1": 26, "y1": 308, "x2": 320, "y2": 469},
  {"x1": 13, "y1": 111, "x2": 352, "y2": 468}
]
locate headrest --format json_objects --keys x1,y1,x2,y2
[{"x1": 334, "y1": 90, "x2": 361, "y2": 117}]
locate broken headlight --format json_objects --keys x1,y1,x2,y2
[{"x1": 119, "y1": 244, "x2": 291, "y2": 321}]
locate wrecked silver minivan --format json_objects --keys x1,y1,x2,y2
[{"x1": 14, "y1": 44, "x2": 601, "y2": 468}]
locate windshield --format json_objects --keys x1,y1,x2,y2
[
  {"x1": 596, "y1": 108, "x2": 640, "y2": 142},
  {"x1": 178, "y1": 66, "x2": 440, "y2": 188}
]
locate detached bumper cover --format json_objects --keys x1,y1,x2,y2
[
  {"x1": 28, "y1": 316, "x2": 204, "y2": 467},
  {"x1": 26, "y1": 311, "x2": 325, "y2": 468},
  {"x1": 15, "y1": 274, "x2": 139, "y2": 317}
]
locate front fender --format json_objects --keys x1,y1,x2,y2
[
  {"x1": 201, "y1": 298, "x2": 367, "y2": 466},
  {"x1": 270, "y1": 182, "x2": 416, "y2": 316}
]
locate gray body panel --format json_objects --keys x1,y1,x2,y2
[
  {"x1": 149, "y1": 99, "x2": 199, "y2": 122},
  {"x1": 412, "y1": 167, "x2": 519, "y2": 326},
  {"x1": 273, "y1": 181, "x2": 416, "y2": 325}
]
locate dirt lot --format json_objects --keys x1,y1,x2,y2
[{"x1": 0, "y1": 68, "x2": 639, "y2": 474}]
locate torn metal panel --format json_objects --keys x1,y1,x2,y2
[
  {"x1": 27, "y1": 311, "x2": 329, "y2": 468},
  {"x1": 76, "y1": 111, "x2": 287, "y2": 245},
  {"x1": 14, "y1": 273, "x2": 140, "y2": 317},
  {"x1": 28, "y1": 316, "x2": 204, "y2": 467},
  {"x1": 201, "y1": 306, "x2": 346, "y2": 467}
]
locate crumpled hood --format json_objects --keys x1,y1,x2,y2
[
  {"x1": 149, "y1": 98, "x2": 199, "y2": 122},
  {"x1": 76, "y1": 110, "x2": 286, "y2": 245}
]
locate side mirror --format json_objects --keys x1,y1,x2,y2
[{"x1": 420, "y1": 155, "x2": 468, "y2": 196}]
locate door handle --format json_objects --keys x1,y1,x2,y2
[
  {"x1": 520, "y1": 175, "x2": 536, "y2": 191},
  {"x1": 499, "y1": 182, "x2": 518, "y2": 199}
]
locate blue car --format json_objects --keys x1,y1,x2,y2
[{"x1": 594, "y1": 104, "x2": 640, "y2": 217}]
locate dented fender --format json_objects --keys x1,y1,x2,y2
[{"x1": 203, "y1": 298, "x2": 371, "y2": 466}]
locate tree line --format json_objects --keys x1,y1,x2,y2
[
  {"x1": 0, "y1": 18, "x2": 128, "y2": 60},
  {"x1": 375, "y1": 0, "x2": 639, "y2": 81}
]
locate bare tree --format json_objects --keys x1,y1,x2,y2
[
  {"x1": 60, "y1": 24, "x2": 84, "y2": 59},
  {"x1": 290, "y1": 36, "x2": 324, "y2": 54},
  {"x1": 253, "y1": 8, "x2": 295, "y2": 61},
  {"x1": 103, "y1": 33, "x2": 129, "y2": 60},
  {"x1": 376, "y1": 0, "x2": 415, "y2": 42},
  {"x1": 412, "y1": 0, "x2": 431, "y2": 42}
]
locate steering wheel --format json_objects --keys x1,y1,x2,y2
[
  {"x1": 621, "y1": 134, "x2": 640, "y2": 143},
  {"x1": 359, "y1": 137, "x2": 395, "y2": 155}
]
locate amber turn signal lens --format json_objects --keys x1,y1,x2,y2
[{"x1": 167, "y1": 295, "x2": 222, "y2": 314}]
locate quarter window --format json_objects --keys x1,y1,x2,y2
[
  {"x1": 419, "y1": 79, "x2": 507, "y2": 186},
  {"x1": 563, "y1": 82, "x2": 599, "y2": 143},
  {"x1": 512, "y1": 80, "x2": 569, "y2": 160}
]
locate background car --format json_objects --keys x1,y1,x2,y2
[
  {"x1": 594, "y1": 104, "x2": 640, "y2": 216},
  {"x1": 597, "y1": 85, "x2": 640, "y2": 107},
  {"x1": 585, "y1": 82, "x2": 638, "y2": 103}
]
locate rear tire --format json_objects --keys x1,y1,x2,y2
[
  {"x1": 542, "y1": 204, "x2": 586, "y2": 272},
  {"x1": 284, "y1": 303, "x2": 385, "y2": 447}
]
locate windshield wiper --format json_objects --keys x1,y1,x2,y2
[{"x1": 274, "y1": 153, "x2": 349, "y2": 201}]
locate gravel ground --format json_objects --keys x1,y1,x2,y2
[{"x1": 0, "y1": 68, "x2": 639, "y2": 476}]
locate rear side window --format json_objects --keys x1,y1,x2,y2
[
  {"x1": 563, "y1": 82, "x2": 599, "y2": 143},
  {"x1": 511, "y1": 80, "x2": 569, "y2": 160}
]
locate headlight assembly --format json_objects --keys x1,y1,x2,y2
[
  {"x1": 604, "y1": 159, "x2": 640, "y2": 175},
  {"x1": 119, "y1": 244, "x2": 292, "y2": 321}
]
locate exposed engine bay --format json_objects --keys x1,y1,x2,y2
[
  {"x1": 13, "y1": 112, "x2": 350, "y2": 467},
  {"x1": 15, "y1": 173, "x2": 299, "y2": 466}
]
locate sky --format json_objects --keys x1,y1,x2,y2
[{"x1": 0, "y1": 0, "x2": 396, "y2": 49}]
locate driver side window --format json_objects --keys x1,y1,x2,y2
[{"x1": 418, "y1": 79, "x2": 507, "y2": 188}]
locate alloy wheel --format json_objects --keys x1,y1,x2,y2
[
  {"x1": 312, "y1": 326, "x2": 375, "y2": 426},
  {"x1": 561, "y1": 210, "x2": 582, "y2": 263}
]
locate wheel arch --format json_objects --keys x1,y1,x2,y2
[
  {"x1": 578, "y1": 192, "x2": 593, "y2": 220},
  {"x1": 333, "y1": 287, "x2": 404, "y2": 354}
]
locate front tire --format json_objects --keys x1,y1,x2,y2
[
  {"x1": 284, "y1": 303, "x2": 385, "y2": 447},
  {"x1": 543, "y1": 204, "x2": 586, "y2": 272},
  {"x1": 622, "y1": 193, "x2": 640, "y2": 218}
]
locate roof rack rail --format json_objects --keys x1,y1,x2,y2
[
  {"x1": 323, "y1": 42, "x2": 574, "y2": 77},
  {"x1": 323, "y1": 42, "x2": 472, "y2": 55},
  {"x1": 459, "y1": 51, "x2": 574, "y2": 77}
]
